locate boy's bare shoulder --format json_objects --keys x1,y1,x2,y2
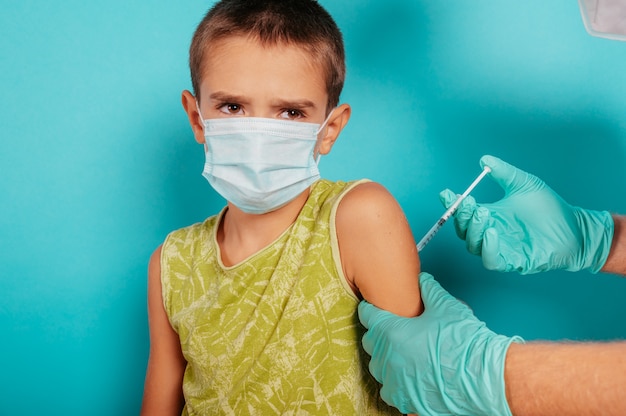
[
  {"x1": 336, "y1": 181, "x2": 404, "y2": 227},
  {"x1": 335, "y1": 180, "x2": 414, "y2": 267}
]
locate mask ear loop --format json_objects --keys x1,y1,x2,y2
[
  {"x1": 195, "y1": 101, "x2": 207, "y2": 124},
  {"x1": 316, "y1": 107, "x2": 336, "y2": 135},
  {"x1": 313, "y1": 107, "x2": 337, "y2": 163},
  {"x1": 196, "y1": 101, "x2": 209, "y2": 153}
]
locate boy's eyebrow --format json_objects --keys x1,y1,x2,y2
[
  {"x1": 209, "y1": 91, "x2": 250, "y2": 104},
  {"x1": 270, "y1": 98, "x2": 317, "y2": 110},
  {"x1": 209, "y1": 92, "x2": 317, "y2": 110}
]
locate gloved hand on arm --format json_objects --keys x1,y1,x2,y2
[
  {"x1": 440, "y1": 155, "x2": 614, "y2": 274},
  {"x1": 359, "y1": 272, "x2": 523, "y2": 416}
]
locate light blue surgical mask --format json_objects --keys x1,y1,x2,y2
[{"x1": 197, "y1": 105, "x2": 333, "y2": 214}]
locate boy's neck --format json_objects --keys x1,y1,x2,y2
[{"x1": 217, "y1": 189, "x2": 310, "y2": 266}]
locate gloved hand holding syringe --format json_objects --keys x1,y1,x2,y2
[{"x1": 416, "y1": 166, "x2": 491, "y2": 252}]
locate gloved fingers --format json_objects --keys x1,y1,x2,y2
[
  {"x1": 358, "y1": 301, "x2": 386, "y2": 330},
  {"x1": 358, "y1": 303, "x2": 390, "y2": 384},
  {"x1": 417, "y1": 272, "x2": 445, "y2": 311},
  {"x1": 380, "y1": 385, "x2": 415, "y2": 415},
  {"x1": 358, "y1": 305, "x2": 376, "y2": 357},
  {"x1": 464, "y1": 206, "x2": 491, "y2": 255},
  {"x1": 416, "y1": 271, "x2": 436, "y2": 297},
  {"x1": 479, "y1": 155, "x2": 534, "y2": 195},
  {"x1": 481, "y1": 227, "x2": 509, "y2": 272},
  {"x1": 419, "y1": 272, "x2": 454, "y2": 311},
  {"x1": 439, "y1": 189, "x2": 477, "y2": 214},
  {"x1": 419, "y1": 272, "x2": 468, "y2": 316},
  {"x1": 379, "y1": 384, "x2": 397, "y2": 413},
  {"x1": 439, "y1": 189, "x2": 477, "y2": 240},
  {"x1": 358, "y1": 301, "x2": 397, "y2": 357},
  {"x1": 367, "y1": 359, "x2": 383, "y2": 385},
  {"x1": 454, "y1": 195, "x2": 478, "y2": 241},
  {"x1": 439, "y1": 188, "x2": 457, "y2": 209}
]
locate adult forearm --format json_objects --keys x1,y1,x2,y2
[
  {"x1": 601, "y1": 215, "x2": 626, "y2": 276},
  {"x1": 505, "y1": 342, "x2": 626, "y2": 416}
]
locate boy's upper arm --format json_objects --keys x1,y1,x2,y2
[
  {"x1": 147, "y1": 245, "x2": 183, "y2": 356},
  {"x1": 141, "y1": 245, "x2": 186, "y2": 415},
  {"x1": 336, "y1": 182, "x2": 423, "y2": 317}
]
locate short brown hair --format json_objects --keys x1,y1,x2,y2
[{"x1": 189, "y1": 0, "x2": 346, "y2": 110}]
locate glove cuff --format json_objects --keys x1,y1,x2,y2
[
  {"x1": 463, "y1": 334, "x2": 524, "y2": 416},
  {"x1": 576, "y1": 208, "x2": 614, "y2": 273}
]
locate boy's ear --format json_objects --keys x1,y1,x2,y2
[
  {"x1": 182, "y1": 90, "x2": 205, "y2": 144},
  {"x1": 318, "y1": 103, "x2": 351, "y2": 155}
]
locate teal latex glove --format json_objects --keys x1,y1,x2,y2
[
  {"x1": 440, "y1": 155, "x2": 614, "y2": 274},
  {"x1": 359, "y1": 272, "x2": 522, "y2": 416}
]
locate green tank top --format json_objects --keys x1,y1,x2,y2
[{"x1": 161, "y1": 179, "x2": 401, "y2": 415}]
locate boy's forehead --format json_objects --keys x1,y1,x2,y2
[{"x1": 199, "y1": 36, "x2": 329, "y2": 104}]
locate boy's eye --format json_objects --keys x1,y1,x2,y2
[
  {"x1": 219, "y1": 104, "x2": 244, "y2": 115},
  {"x1": 280, "y1": 109, "x2": 304, "y2": 120}
]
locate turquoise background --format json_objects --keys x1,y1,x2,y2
[{"x1": 1, "y1": 0, "x2": 625, "y2": 413}]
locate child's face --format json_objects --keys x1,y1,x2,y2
[{"x1": 198, "y1": 35, "x2": 330, "y2": 124}]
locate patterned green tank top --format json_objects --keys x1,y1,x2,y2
[{"x1": 161, "y1": 179, "x2": 401, "y2": 415}]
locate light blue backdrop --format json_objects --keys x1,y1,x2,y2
[{"x1": 1, "y1": 1, "x2": 625, "y2": 414}]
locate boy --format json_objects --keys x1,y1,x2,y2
[{"x1": 141, "y1": 1, "x2": 423, "y2": 414}]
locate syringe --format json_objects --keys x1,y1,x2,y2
[{"x1": 416, "y1": 166, "x2": 492, "y2": 252}]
